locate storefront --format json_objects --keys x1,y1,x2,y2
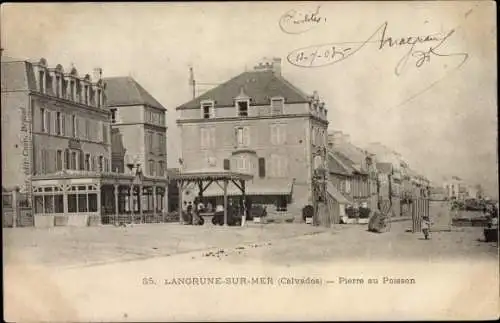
[{"x1": 31, "y1": 170, "x2": 169, "y2": 227}]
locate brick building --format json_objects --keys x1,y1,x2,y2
[{"x1": 176, "y1": 58, "x2": 329, "y2": 214}]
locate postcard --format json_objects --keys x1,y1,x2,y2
[{"x1": 2, "y1": 1, "x2": 498, "y2": 321}]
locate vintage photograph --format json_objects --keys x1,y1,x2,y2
[{"x1": 2, "y1": 1, "x2": 498, "y2": 321}]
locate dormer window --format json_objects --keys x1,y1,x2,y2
[
  {"x1": 55, "y1": 75, "x2": 61, "y2": 97},
  {"x1": 70, "y1": 80, "x2": 75, "y2": 100},
  {"x1": 270, "y1": 97, "x2": 284, "y2": 115},
  {"x1": 200, "y1": 100, "x2": 215, "y2": 119},
  {"x1": 38, "y1": 70, "x2": 45, "y2": 93},
  {"x1": 235, "y1": 87, "x2": 250, "y2": 117},
  {"x1": 237, "y1": 100, "x2": 249, "y2": 117}
]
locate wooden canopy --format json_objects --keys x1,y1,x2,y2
[{"x1": 170, "y1": 168, "x2": 253, "y2": 226}]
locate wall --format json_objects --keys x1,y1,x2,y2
[
  {"x1": 115, "y1": 124, "x2": 145, "y2": 170},
  {"x1": 179, "y1": 102, "x2": 311, "y2": 120},
  {"x1": 114, "y1": 105, "x2": 144, "y2": 124},
  {"x1": 1, "y1": 91, "x2": 30, "y2": 190}
]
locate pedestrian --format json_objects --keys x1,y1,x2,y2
[
  {"x1": 422, "y1": 215, "x2": 431, "y2": 240},
  {"x1": 187, "y1": 201, "x2": 193, "y2": 215}
]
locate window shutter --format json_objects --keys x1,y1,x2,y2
[
  {"x1": 223, "y1": 159, "x2": 230, "y2": 170},
  {"x1": 258, "y1": 157, "x2": 266, "y2": 178}
]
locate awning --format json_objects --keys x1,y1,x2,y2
[
  {"x1": 201, "y1": 179, "x2": 294, "y2": 197},
  {"x1": 327, "y1": 182, "x2": 350, "y2": 204}
]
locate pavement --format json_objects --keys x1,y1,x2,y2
[{"x1": 3, "y1": 211, "x2": 499, "y2": 322}]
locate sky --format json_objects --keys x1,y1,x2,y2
[{"x1": 1, "y1": 2, "x2": 497, "y2": 197}]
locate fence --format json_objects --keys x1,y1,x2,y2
[
  {"x1": 101, "y1": 212, "x2": 179, "y2": 225},
  {"x1": 411, "y1": 198, "x2": 430, "y2": 233},
  {"x1": 2, "y1": 190, "x2": 33, "y2": 228}
]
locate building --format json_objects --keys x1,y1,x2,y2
[
  {"x1": 328, "y1": 131, "x2": 376, "y2": 209},
  {"x1": 2, "y1": 56, "x2": 169, "y2": 226},
  {"x1": 366, "y1": 142, "x2": 404, "y2": 215},
  {"x1": 103, "y1": 76, "x2": 169, "y2": 217},
  {"x1": 2, "y1": 57, "x2": 109, "y2": 225},
  {"x1": 443, "y1": 176, "x2": 467, "y2": 200},
  {"x1": 176, "y1": 57, "x2": 329, "y2": 216}
]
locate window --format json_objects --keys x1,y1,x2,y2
[
  {"x1": 235, "y1": 156, "x2": 250, "y2": 173},
  {"x1": 271, "y1": 97, "x2": 284, "y2": 115},
  {"x1": 158, "y1": 161, "x2": 165, "y2": 176},
  {"x1": 200, "y1": 127, "x2": 216, "y2": 149},
  {"x1": 41, "y1": 149, "x2": 47, "y2": 174},
  {"x1": 55, "y1": 75, "x2": 61, "y2": 97},
  {"x1": 39, "y1": 71, "x2": 45, "y2": 93},
  {"x1": 258, "y1": 157, "x2": 266, "y2": 178},
  {"x1": 72, "y1": 115, "x2": 77, "y2": 137},
  {"x1": 71, "y1": 151, "x2": 77, "y2": 170},
  {"x1": 102, "y1": 122, "x2": 108, "y2": 143},
  {"x1": 98, "y1": 156, "x2": 103, "y2": 172},
  {"x1": 270, "y1": 155, "x2": 288, "y2": 178},
  {"x1": 41, "y1": 108, "x2": 46, "y2": 132},
  {"x1": 56, "y1": 112, "x2": 61, "y2": 135},
  {"x1": 156, "y1": 133, "x2": 162, "y2": 153},
  {"x1": 97, "y1": 89, "x2": 102, "y2": 107},
  {"x1": 79, "y1": 151, "x2": 85, "y2": 170},
  {"x1": 201, "y1": 101, "x2": 215, "y2": 119},
  {"x1": 56, "y1": 150, "x2": 63, "y2": 171},
  {"x1": 84, "y1": 119, "x2": 90, "y2": 140},
  {"x1": 271, "y1": 124, "x2": 286, "y2": 145},
  {"x1": 237, "y1": 100, "x2": 249, "y2": 117},
  {"x1": 64, "y1": 149, "x2": 70, "y2": 170},
  {"x1": 110, "y1": 109, "x2": 117, "y2": 123},
  {"x1": 148, "y1": 160, "x2": 155, "y2": 176},
  {"x1": 85, "y1": 154, "x2": 90, "y2": 171},
  {"x1": 223, "y1": 159, "x2": 230, "y2": 170},
  {"x1": 147, "y1": 131, "x2": 154, "y2": 151},
  {"x1": 235, "y1": 126, "x2": 249, "y2": 147},
  {"x1": 84, "y1": 85, "x2": 89, "y2": 105},
  {"x1": 76, "y1": 82, "x2": 81, "y2": 103},
  {"x1": 70, "y1": 80, "x2": 75, "y2": 100}
]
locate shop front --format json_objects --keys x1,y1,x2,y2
[{"x1": 31, "y1": 170, "x2": 169, "y2": 227}]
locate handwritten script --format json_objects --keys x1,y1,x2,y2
[
  {"x1": 279, "y1": 5, "x2": 326, "y2": 34},
  {"x1": 286, "y1": 22, "x2": 469, "y2": 76}
]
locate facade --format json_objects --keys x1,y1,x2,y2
[
  {"x1": 443, "y1": 176, "x2": 467, "y2": 200},
  {"x1": 103, "y1": 76, "x2": 169, "y2": 216},
  {"x1": 327, "y1": 131, "x2": 375, "y2": 208},
  {"x1": 1, "y1": 57, "x2": 110, "y2": 222},
  {"x1": 1, "y1": 56, "x2": 169, "y2": 226},
  {"x1": 176, "y1": 57, "x2": 329, "y2": 214}
]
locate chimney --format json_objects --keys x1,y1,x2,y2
[
  {"x1": 93, "y1": 68, "x2": 102, "y2": 81},
  {"x1": 272, "y1": 57, "x2": 281, "y2": 76}
]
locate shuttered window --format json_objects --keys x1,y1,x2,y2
[{"x1": 258, "y1": 157, "x2": 266, "y2": 178}]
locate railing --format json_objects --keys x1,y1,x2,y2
[{"x1": 101, "y1": 212, "x2": 179, "y2": 225}]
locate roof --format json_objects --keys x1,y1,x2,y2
[
  {"x1": 171, "y1": 168, "x2": 253, "y2": 181},
  {"x1": 327, "y1": 151, "x2": 354, "y2": 176},
  {"x1": 103, "y1": 76, "x2": 166, "y2": 111},
  {"x1": 376, "y1": 162, "x2": 393, "y2": 174},
  {"x1": 326, "y1": 182, "x2": 350, "y2": 204},
  {"x1": 201, "y1": 179, "x2": 293, "y2": 197},
  {"x1": 1, "y1": 59, "x2": 37, "y2": 92},
  {"x1": 177, "y1": 70, "x2": 310, "y2": 110}
]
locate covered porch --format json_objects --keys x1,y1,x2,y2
[
  {"x1": 171, "y1": 168, "x2": 253, "y2": 226},
  {"x1": 31, "y1": 170, "x2": 169, "y2": 227}
]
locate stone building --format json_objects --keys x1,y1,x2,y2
[
  {"x1": 176, "y1": 57, "x2": 329, "y2": 215},
  {"x1": 1, "y1": 57, "x2": 169, "y2": 226}
]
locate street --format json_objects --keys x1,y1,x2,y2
[{"x1": 4, "y1": 215, "x2": 498, "y2": 322}]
